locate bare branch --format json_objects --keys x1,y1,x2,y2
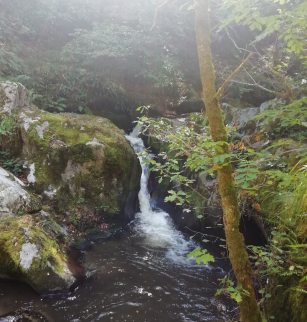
[
  {"x1": 151, "y1": 0, "x2": 177, "y2": 31},
  {"x1": 228, "y1": 79, "x2": 287, "y2": 100},
  {"x1": 213, "y1": 53, "x2": 253, "y2": 100}
]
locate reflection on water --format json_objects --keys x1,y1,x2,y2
[{"x1": 0, "y1": 129, "x2": 236, "y2": 321}]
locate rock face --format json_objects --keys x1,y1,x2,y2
[
  {"x1": 223, "y1": 103, "x2": 259, "y2": 140},
  {"x1": 0, "y1": 168, "x2": 76, "y2": 294},
  {"x1": 0, "y1": 168, "x2": 40, "y2": 214},
  {"x1": 0, "y1": 82, "x2": 30, "y2": 114}
]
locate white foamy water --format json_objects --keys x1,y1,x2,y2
[{"x1": 126, "y1": 127, "x2": 195, "y2": 262}]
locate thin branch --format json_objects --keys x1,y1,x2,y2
[
  {"x1": 151, "y1": 0, "x2": 177, "y2": 31},
  {"x1": 213, "y1": 53, "x2": 253, "y2": 100},
  {"x1": 228, "y1": 79, "x2": 287, "y2": 99}
]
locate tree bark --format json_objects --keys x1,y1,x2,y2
[{"x1": 195, "y1": 1, "x2": 262, "y2": 321}]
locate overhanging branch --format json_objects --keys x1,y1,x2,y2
[{"x1": 213, "y1": 53, "x2": 253, "y2": 101}]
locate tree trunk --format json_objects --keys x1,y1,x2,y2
[{"x1": 194, "y1": 1, "x2": 262, "y2": 321}]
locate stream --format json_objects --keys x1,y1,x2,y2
[{"x1": 0, "y1": 129, "x2": 236, "y2": 322}]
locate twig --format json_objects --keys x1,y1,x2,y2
[
  {"x1": 213, "y1": 53, "x2": 253, "y2": 100},
  {"x1": 151, "y1": 0, "x2": 177, "y2": 31}
]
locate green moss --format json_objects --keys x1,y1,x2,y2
[
  {"x1": 268, "y1": 275, "x2": 307, "y2": 322},
  {"x1": 0, "y1": 216, "x2": 66, "y2": 276},
  {"x1": 69, "y1": 144, "x2": 95, "y2": 164},
  {"x1": 26, "y1": 111, "x2": 126, "y2": 147},
  {"x1": 0, "y1": 218, "x2": 25, "y2": 273},
  {"x1": 13, "y1": 108, "x2": 140, "y2": 229},
  {"x1": 30, "y1": 225, "x2": 65, "y2": 273}
]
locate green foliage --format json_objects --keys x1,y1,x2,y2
[
  {"x1": 0, "y1": 114, "x2": 16, "y2": 139},
  {"x1": 0, "y1": 113, "x2": 19, "y2": 152},
  {"x1": 250, "y1": 97, "x2": 307, "y2": 133},
  {"x1": 221, "y1": 0, "x2": 307, "y2": 55},
  {"x1": 216, "y1": 276, "x2": 250, "y2": 303},
  {"x1": 0, "y1": 152, "x2": 24, "y2": 175},
  {"x1": 137, "y1": 105, "x2": 307, "y2": 318},
  {"x1": 0, "y1": 114, "x2": 24, "y2": 175},
  {"x1": 187, "y1": 247, "x2": 214, "y2": 265}
]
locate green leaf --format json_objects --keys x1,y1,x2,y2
[{"x1": 187, "y1": 248, "x2": 214, "y2": 265}]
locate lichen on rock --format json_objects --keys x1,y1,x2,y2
[{"x1": 14, "y1": 105, "x2": 141, "y2": 220}]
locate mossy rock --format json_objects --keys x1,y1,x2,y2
[
  {"x1": 268, "y1": 275, "x2": 307, "y2": 322},
  {"x1": 0, "y1": 215, "x2": 75, "y2": 294},
  {"x1": 14, "y1": 106, "x2": 141, "y2": 220}
]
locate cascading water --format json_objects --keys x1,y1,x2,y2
[
  {"x1": 126, "y1": 128, "x2": 194, "y2": 260},
  {"x1": 0, "y1": 129, "x2": 236, "y2": 322}
]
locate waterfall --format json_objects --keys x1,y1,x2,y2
[{"x1": 126, "y1": 127, "x2": 194, "y2": 262}]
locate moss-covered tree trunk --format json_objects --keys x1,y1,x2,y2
[{"x1": 195, "y1": 1, "x2": 262, "y2": 321}]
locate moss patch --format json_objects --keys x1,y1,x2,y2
[{"x1": 0, "y1": 215, "x2": 66, "y2": 276}]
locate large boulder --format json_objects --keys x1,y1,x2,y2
[
  {"x1": 14, "y1": 106, "x2": 141, "y2": 222},
  {"x1": 0, "y1": 168, "x2": 76, "y2": 294}
]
